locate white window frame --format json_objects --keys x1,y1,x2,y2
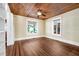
[
  {"x1": 27, "y1": 21, "x2": 38, "y2": 33},
  {"x1": 52, "y1": 17, "x2": 62, "y2": 36},
  {"x1": 26, "y1": 20, "x2": 38, "y2": 36}
]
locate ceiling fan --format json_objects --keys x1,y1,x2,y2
[{"x1": 37, "y1": 8, "x2": 48, "y2": 18}]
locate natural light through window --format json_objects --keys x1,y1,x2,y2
[
  {"x1": 28, "y1": 21, "x2": 37, "y2": 33},
  {"x1": 53, "y1": 19, "x2": 61, "y2": 35}
]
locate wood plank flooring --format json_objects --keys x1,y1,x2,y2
[{"x1": 6, "y1": 37, "x2": 79, "y2": 56}]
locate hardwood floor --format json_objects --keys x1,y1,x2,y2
[{"x1": 6, "y1": 37, "x2": 79, "y2": 56}]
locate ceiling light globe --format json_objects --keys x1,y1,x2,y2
[{"x1": 37, "y1": 11, "x2": 42, "y2": 15}]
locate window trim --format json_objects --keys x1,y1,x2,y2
[
  {"x1": 52, "y1": 17, "x2": 62, "y2": 36},
  {"x1": 26, "y1": 20, "x2": 38, "y2": 36},
  {"x1": 28, "y1": 21, "x2": 37, "y2": 33}
]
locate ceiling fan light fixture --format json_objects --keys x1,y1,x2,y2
[{"x1": 37, "y1": 11, "x2": 42, "y2": 16}]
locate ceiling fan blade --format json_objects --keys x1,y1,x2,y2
[
  {"x1": 42, "y1": 13, "x2": 46, "y2": 16},
  {"x1": 43, "y1": 11, "x2": 48, "y2": 13}
]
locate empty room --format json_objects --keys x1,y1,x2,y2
[{"x1": 0, "y1": 3, "x2": 79, "y2": 56}]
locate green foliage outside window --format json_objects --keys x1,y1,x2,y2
[{"x1": 28, "y1": 21, "x2": 37, "y2": 33}]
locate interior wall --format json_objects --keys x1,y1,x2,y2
[
  {"x1": 62, "y1": 8, "x2": 79, "y2": 43},
  {"x1": 13, "y1": 15, "x2": 45, "y2": 40},
  {"x1": 45, "y1": 8, "x2": 79, "y2": 45}
]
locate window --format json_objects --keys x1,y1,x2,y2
[
  {"x1": 28, "y1": 21, "x2": 37, "y2": 33},
  {"x1": 53, "y1": 19, "x2": 61, "y2": 35}
]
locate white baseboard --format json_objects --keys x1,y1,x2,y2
[
  {"x1": 15, "y1": 35, "x2": 79, "y2": 46},
  {"x1": 45, "y1": 36, "x2": 79, "y2": 46},
  {"x1": 15, "y1": 35, "x2": 45, "y2": 41}
]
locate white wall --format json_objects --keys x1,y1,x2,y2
[
  {"x1": 62, "y1": 8, "x2": 79, "y2": 43},
  {"x1": 13, "y1": 15, "x2": 45, "y2": 41},
  {"x1": 45, "y1": 8, "x2": 79, "y2": 46}
]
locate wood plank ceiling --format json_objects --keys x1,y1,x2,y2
[{"x1": 8, "y1": 3, "x2": 79, "y2": 20}]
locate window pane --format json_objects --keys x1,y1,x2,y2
[
  {"x1": 54, "y1": 25, "x2": 56, "y2": 34},
  {"x1": 57, "y1": 23, "x2": 60, "y2": 34},
  {"x1": 53, "y1": 19, "x2": 61, "y2": 35},
  {"x1": 28, "y1": 21, "x2": 37, "y2": 33}
]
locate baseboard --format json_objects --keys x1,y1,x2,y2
[
  {"x1": 15, "y1": 35, "x2": 45, "y2": 41},
  {"x1": 15, "y1": 35, "x2": 79, "y2": 46},
  {"x1": 46, "y1": 36, "x2": 79, "y2": 46}
]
